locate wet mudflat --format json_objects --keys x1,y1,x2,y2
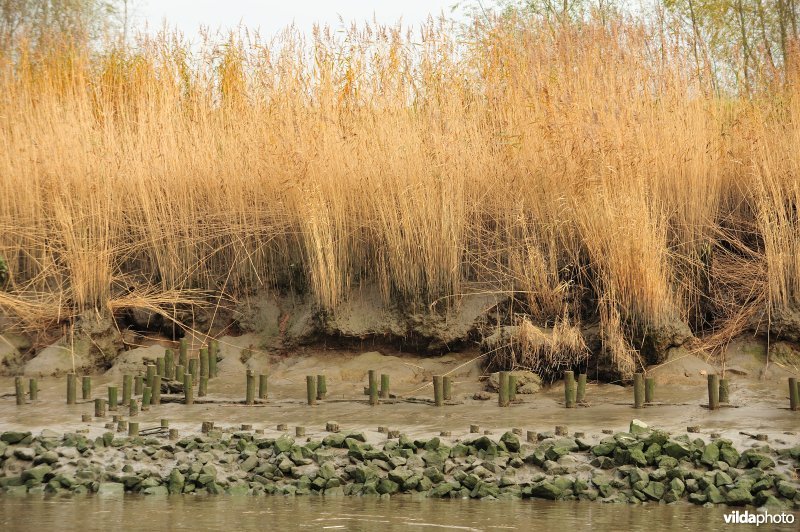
[{"x1": 0, "y1": 368, "x2": 795, "y2": 448}]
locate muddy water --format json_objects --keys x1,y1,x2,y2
[{"x1": 1, "y1": 495, "x2": 791, "y2": 531}]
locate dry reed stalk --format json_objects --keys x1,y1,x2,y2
[{"x1": 0, "y1": 13, "x2": 798, "y2": 374}]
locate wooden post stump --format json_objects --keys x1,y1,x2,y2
[
  {"x1": 81, "y1": 376, "x2": 91, "y2": 400},
  {"x1": 184, "y1": 374, "x2": 193, "y2": 406},
  {"x1": 306, "y1": 375, "x2": 316, "y2": 406},
  {"x1": 368, "y1": 370, "x2": 379, "y2": 406},
  {"x1": 633, "y1": 373, "x2": 644, "y2": 409},
  {"x1": 95, "y1": 398, "x2": 106, "y2": 418},
  {"x1": 576, "y1": 374, "x2": 587, "y2": 403},
  {"x1": 164, "y1": 348, "x2": 175, "y2": 380},
  {"x1": 789, "y1": 377, "x2": 798, "y2": 411},
  {"x1": 443, "y1": 376, "x2": 453, "y2": 401},
  {"x1": 108, "y1": 386, "x2": 118, "y2": 411},
  {"x1": 508, "y1": 374, "x2": 517, "y2": 402},
  {"x1": 28, "y1": 378, "x2": 37, "y2": 402},
  {"x1": 188, "y1": 359, "x2": 198, "y2": 385},
  {"x1": 15, "y1": 377, "x2": 24, "y2": 405},
  {"x1": 179, "y1": 338, "x2": 188, "y2": 369},
  {"x1": 246, "y1": 370, "x2": 256, "y2": 405},
  {"x1": 719, "y1": 378, "x2": 730, "y2": 403},
  {"x1": 146, "y1": 364, "x2": 156, "y2": 390},
  {"x1": 67, "y1": 373, "x2": 76, "y2": 405},
  {"x1": 259, "y1": 374, "x2": 268, "y2": 400},
  {"x1": 380, "y1": 374, "x2": 390, "y2": 399},
  {"x1": 142, "y1": 387, "x2": 151, "y2": 411},
  {"x1": 564, "y1": 371, "x2": 576, "y2": 408},
  {"x1": 208, "y1": 339, "x2": 219, "y2": 378},
  {"x1": 317, "y1": 374, "x2": 327, "y2": 400},
  {"x1": 645, "y1": 376, "x2": 655, "y2": 404},
  {"x1": 433, "y1": 375, "x2": 444, "y2": 407},
  {"x1": 498, "y1": 371, "x2": 510, "y2": 407},
  {"x1": 151, "y1": 375, "x2": 162, "y2": 406},
  {"x1": 199, "y1": 347, "x2": 209, "y2": 378},
  {"x1": 122, "y1": 374, "x2": 132, "y2": 406},
  {"x1": 708, "y1": 374, "x2": 720, "y2": 410}
]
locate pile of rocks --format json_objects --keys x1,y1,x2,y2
[{"x1": 1, "y1": 425, "x2": 798, "y2": 508}]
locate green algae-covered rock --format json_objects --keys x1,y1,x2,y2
[
  {"x1": 724, "y1": 487, "x2": 753, "y2": 506},
  {"x1": 500, "y1": 432, "x2": 520, "y2": 452},
  {"x1": 1, "y1": 432, "x2": 31, "y2": 444},
  {"x1": 663, "y1": 440, "x2": 692, "y2": 459},
  {"x1": 168, "y1": 468, "x2": 185, "y2": 494},
  {"x1": 701, "y1": 443, "x2": 720, "y2": 467},
  {"x1": 471, "y1": 481, "x2": 500, "y2": 499},
  {"x1": 376, "y1": 478, "x2": 399, "y2": 495},
  {"x1": 591, "y1": 440, "x2": 616, "y2": 457},
  {"x1": 530, "y1": 481, "x2": 562, "y2": 500},
  {"x1": 21, "y1": 464, "x2": 51, "y2": 484},
  {"x1": 705, "y1": 484, "x2": 725, "y2": 504},
  {"x1": 353, "y1": 464, "x2": 378, "y2": 484},
  {"x1": 274, "y1": 435, "x2": 294, "y2": 454},
  {"x1": 429, "y1": 482, "x2": 455, "y2": 498},
  {"x1": 97, "y1": 482, "x2": 124, "y2": 496},
  {"x1": 629, "y1": 419, "x2": 649, "y2": 435},
  {"x1": 322, "y1": 433, "x2": 346, "y2": 448},
  {"x1": 240, "y1": 454, "x2": 259, "y2": 472},
  {"x1": 642, "y1": 481, "x2": 665, "y2": 501}
]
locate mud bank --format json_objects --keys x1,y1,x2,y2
[
  {"x1": 1, "y1": 424, "x2": 798, "y2": 510},
  {"x1": 3, "y1": 285, "x2": 800, "y2": 386}
]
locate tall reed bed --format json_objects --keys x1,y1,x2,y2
[{"x1": 0, "y1": 14, "x2": 798, "y2": 372}]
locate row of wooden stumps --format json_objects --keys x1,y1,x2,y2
[
  {"x1": 244, "y1": 369, "x2": 271, "y2": 405},
  {"x1": 13, "y1": 377, "x2": 37, "y2": 404},
  {"x1": 496, "y1": 371, "x2": 516, "y2": 407},
  {"x1": 706, "y1": 374, "x2": 730, "y2": 410},
  {"x1": 432, "y1": 375, "x2": 454, "y2": 406},
  {"x1": 563, "y1": 371, "x2": 589, "y2": 408},
  {"x1": 630, "y1": 373, "x2": 656, "y2": 409},
  {"x1": 81, "y1": 412, "x2": 178, "y2": 439},
  {"x1": 358, "y1": 370, "x2": 394, "y2": 405},
  {"x1": 57, "y1": 338, "x2": 223, "y2": 410}
]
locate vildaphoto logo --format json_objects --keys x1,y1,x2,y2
[{"x1": 723, "y1": 509, "x2": 795, "y2": 526}]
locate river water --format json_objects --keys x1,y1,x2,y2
[{"x1": 1, "y1": 495, "x2": 793, "y2": 531}]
